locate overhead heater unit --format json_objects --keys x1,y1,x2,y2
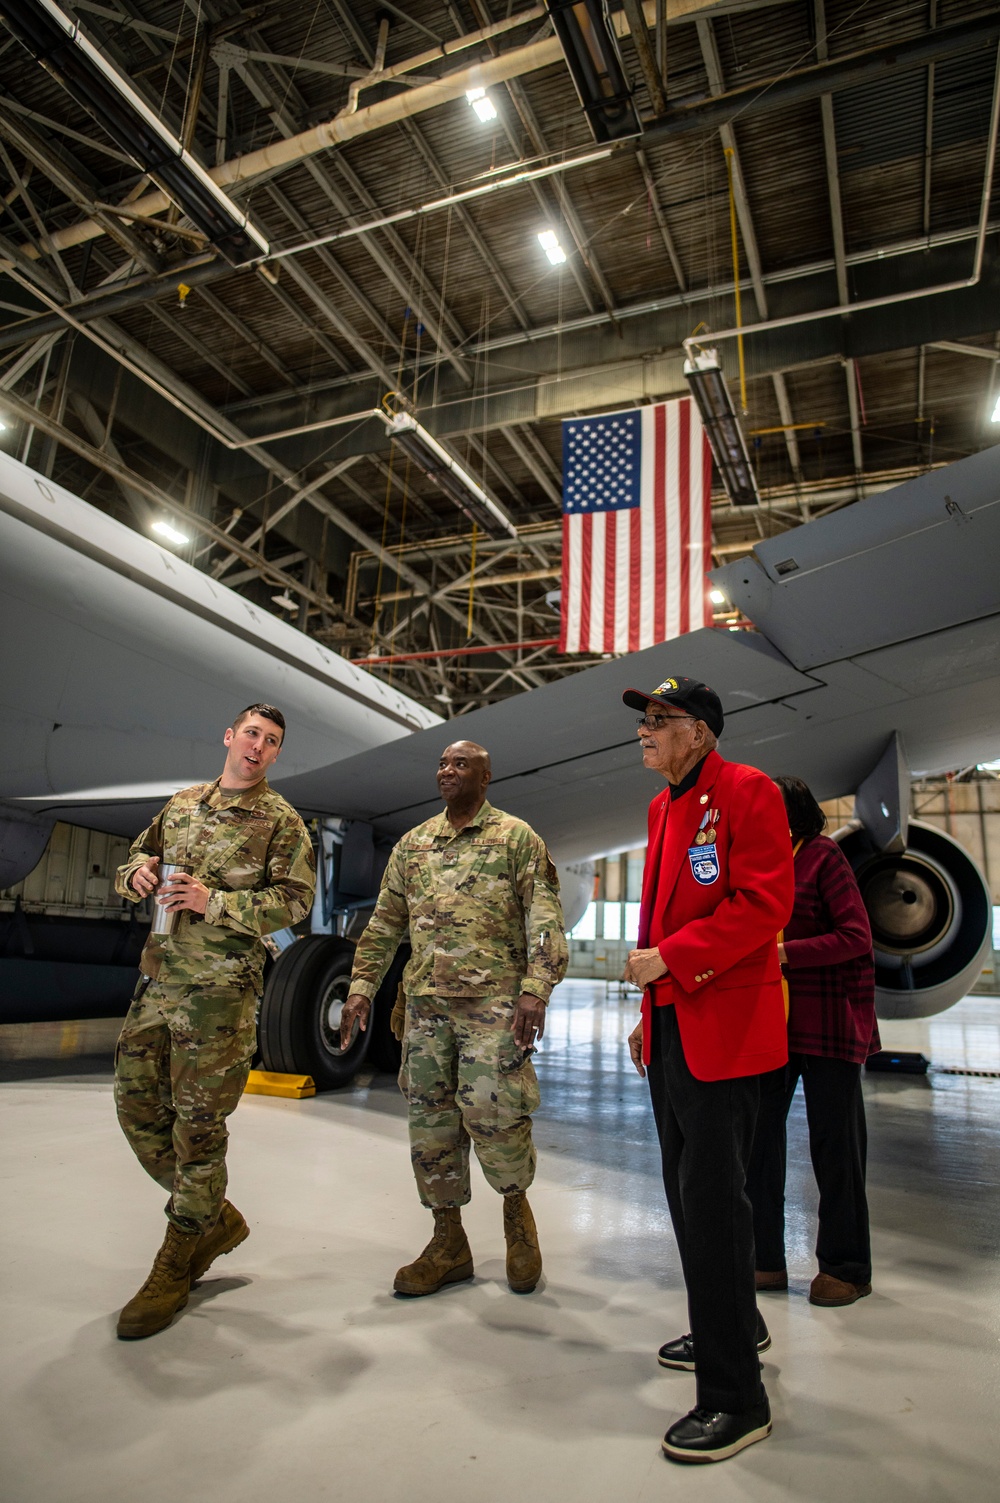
[
  {"x1": 683, "y1": 349, "x2": 760, "y2": 508},
  {"x1": 385, "y1": 413, "x2": 518, "y2": 541},
  {"x1": 0, "y1": 0, "x2": 268, "y2": 266},
  {"x1": 544, "y1": 0, "x2": 641, "y2": 144}
]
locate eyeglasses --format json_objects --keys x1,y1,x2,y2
[{"x1": 636, "y1": 713, "x2": 696, "y2": 732}]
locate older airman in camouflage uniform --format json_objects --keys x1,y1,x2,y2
[
  {"x1": 342, "y1": 740, "x2": 567, "y2": 1297},
  {"x1": 113, "y1": 703, "x2": 315, "y2": 1339}
]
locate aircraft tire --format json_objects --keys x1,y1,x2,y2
[
  {"x1": 365, "y1": 943, "x2": 411, "y2": 1074},
  {"x1": 258, "y1": 934, "x2": 371, "y2": 1090}
]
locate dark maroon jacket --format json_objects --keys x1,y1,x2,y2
[{"x1": 783, "y1": 835, "x2": 880, "y2": 1064}]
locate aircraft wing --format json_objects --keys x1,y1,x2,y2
[{"x1": 274, "y1": 444, "x2": 1000, "y2": 864}]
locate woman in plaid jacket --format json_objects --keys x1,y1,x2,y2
[{"x1": 746, "y1": 775, "x2": 880, "y2": 1309}]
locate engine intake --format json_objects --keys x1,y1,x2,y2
[{"x1": 835, "y1": 819, "x2": 992, "y2": 1020}]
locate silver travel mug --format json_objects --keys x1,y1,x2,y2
[{"x1": 150, "y1": 863, "x2": 192, "y2": 937}]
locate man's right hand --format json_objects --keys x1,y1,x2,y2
[
  {"x1": 340, "y1": 993, "x2": 371, "y2": 1050},
  {"x1": 131, "y1": 856, "x2": 160, "y2": 899},
  {"x1": 628, "y1": 1021, "x2": 646, "y2": 1078}
]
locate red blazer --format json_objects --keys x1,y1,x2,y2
[{"x1": 638, "y1": 750, "x2": 794, "y2": 1082}]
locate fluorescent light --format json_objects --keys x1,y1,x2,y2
[
  {"x1": 466, "y1": 87, "x2": 497, "y2": 123},
  {"x1": 546, "y1": 0, "x2": 641, "y2": 144},
  {"x1": 683, "y1": 348, "x2": 760, "y2": 507},
  {"x1": 0, "y1": 417, "x2": 7, "y2": 431},
  {"x1": 709, "y1": 588, "x2": 727, "y2": 605},
  {"x1": 538, "y1": 229, "x2": 567, "y2": 265},
  {"x1": 385, "y1": 412, "x2": 517, "y2": 540},
  {"x1": 152, "y1": 519, "x2": 190, "y2": 546},
  {"x1": 992, "y1": 392, "x2": 1000, "y2": 422},
  {"x1": 271, "y1": 592, "x2": 297, "y2": 611},
  {"x1": 4, "y1": 0, "x2": 268, "y2": 265}
]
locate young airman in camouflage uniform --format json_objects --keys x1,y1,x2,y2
[
  {"x1": 342, "y1": 740, "x2": 567, "y2": 1298},
  {"x1": 113, "y1": 703, "x2": 315, "y2": 1339}
]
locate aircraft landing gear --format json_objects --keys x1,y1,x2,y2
[
  {"x1": 257, "y1": 935, "x2": 410, "y2": 1089},
  {"x1": 258, "y1": 935, "x2": 370, "y2": 1090}
]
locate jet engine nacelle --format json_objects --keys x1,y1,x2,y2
[
  {"x1": 556, "y1": 860, "x2": 596, "y2": 934},
  {"x1": 834, "y1": 819, "x2": 993, "y2": 1020}
]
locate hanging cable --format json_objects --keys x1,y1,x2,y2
[
  {"x1": 467, "y1": 522, "x2": 477, "y2": 639},
  {"x1": 724, "y1": 146, "x2": 748, "y2": 414}
]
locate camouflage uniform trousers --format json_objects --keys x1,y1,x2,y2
[
  {"x1": 114, "y1": 978, "x2": 257, "y2": 1234},
  {"x1": 399, "y1": 994, "x2": 541, "y2": 1208}
]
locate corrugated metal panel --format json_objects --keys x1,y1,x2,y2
[{"x1": 834, "y1": 71, "x2": 928, "y2": 172}]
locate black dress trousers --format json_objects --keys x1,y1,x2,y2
[
  {"x1": 747, "y1": 1052, "x2": 871, "y2": 1286},
  {"x1": 647, "y1": 1002, "x2": 764, "y2": 1414}
]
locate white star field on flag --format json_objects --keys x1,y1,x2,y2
[{"x1": 563, "y1": 413, "x2": 642, "y2": 512}]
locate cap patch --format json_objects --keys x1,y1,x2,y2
[{"x1": 656, "y1": 678, "x2": 678, "y2": 694}]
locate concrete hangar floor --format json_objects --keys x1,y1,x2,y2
[{"x1": 1, "y1": 981, "x2": 998, "y2": 1503}]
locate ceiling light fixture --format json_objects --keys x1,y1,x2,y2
[
  {"x1": 683, "y1": 348, "x2": 760, "y2": 508},
  {"x1": 709, "y1": 588, "x2": 727, "y2": 605},
  {"x1": 991, "y1": 392, "x2": 1000, "y2": 422},
  {"x1": 271, "y1": 592, "x2": 297, "y2": 611},
  {"x1": 538, "y1": 229, "x2": 567, "y2": 265},
  {"x1": 152, "y1": 519, "x2": 190, "y2": 547},
  {"x1": 385, "y1": 412, "x2": 518, "y2": 540},
  {"x1": 466, "y1": 86, "x2": 498, "y2": 123},
  {"x1": 545, "y1": 0, "x2": 641, "y2": 144},
  {"x1": 1, "y1": 0, "x2": 268, "y2": 265}
]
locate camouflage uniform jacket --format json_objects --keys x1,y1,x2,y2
[
  {"x1": 349, "y1": 799, "x2": 568, "y2": 1004},
  {"x1": 115, "y1": 777, "x2": 315, "y2": 994}
]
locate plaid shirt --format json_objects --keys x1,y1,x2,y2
[{"x1": 783, "y1": 835, "x2": 880, "y2": 1064}]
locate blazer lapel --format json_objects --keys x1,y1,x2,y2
[
  {"x1": 639, "y1": 791, "x2": 669, "y2": 946},
  {"x1": 653, "y1": 752, "x2": 724, "y2": 914}
]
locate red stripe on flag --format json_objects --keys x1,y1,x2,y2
[
  {"x1": 678, "y1": 399, "x2": 691, "y2": 635},
  {"x1": 559, "y1": 512, "x2": 572, "y2": 652},
  {"x1": 604, "y1": 511, "x2": 617, "y2": 652},
  {"x1": 701, "y1": 428, "x2": 713, "y2": 625},
  {"x1": 628, "y1": 503, "x2": 642, "y2": 652},
  {"x1": 578, "y1": 514, "x2": 593, "y2": 651},
  {"x1": 653, "y1": 404, "x2": 667, "y2": 642}
]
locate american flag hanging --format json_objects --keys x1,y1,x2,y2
[{"x1": 559, "y1": 397, "x2": 713, "y2": 654}]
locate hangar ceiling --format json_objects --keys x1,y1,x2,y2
[{"x1": 1, "y1": 0, "x2": 998, "y2": 713}]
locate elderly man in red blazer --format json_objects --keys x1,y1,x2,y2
[{"x1": 623, "y1": 674, "x2": 794, "y2": 1464}]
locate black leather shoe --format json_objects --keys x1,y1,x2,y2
[
  {"x1": 662, "y1": 1396, "x2": 771, "y2": 1463},
  {"x1": 657, "y1": 1322, "x2": 772, "y2": 1371}
]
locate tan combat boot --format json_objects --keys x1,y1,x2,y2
[
  {"x1": 393, "y1": 1208, "x2": 474, "y2": 1296},
  {"x1": 504, "y1": 1191, "x2": 542, "y2": 1293},
  {"x1": 190, "y1": 1201, "x2": 250, "y2": 1283},
  {"x1": 116, "y1": 1224, "x2": 200, "y2": 1340}
]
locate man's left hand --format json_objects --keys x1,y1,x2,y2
[
  {"x1": 624, "y1": 947, "x2": 668, "y2": 989},
  {"x1": 512, "y1": 992, "x2": 546, "y2": 1049},
  {"x1": 159, "y1": 872, "x2": 210, "y2": 916}
]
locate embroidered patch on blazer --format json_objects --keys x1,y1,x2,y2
[{"x1": 688, "y1": 843, "x2": 720, "y2": 885}]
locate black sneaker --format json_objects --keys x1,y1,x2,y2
[
  {"x1": 657, "y1": 1326, "x2": 771, "y2": 1370},
  {"x1": 662, "y1": 1395, "x2": 772, "y2": 1463}
]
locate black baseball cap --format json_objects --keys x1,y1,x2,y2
[{"x1": 622, "y1": 675, "x2": 724, "y2": 736}]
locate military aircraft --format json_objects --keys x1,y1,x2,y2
[{"x1": 2, "y1": 441, "x2": 999, "y2": 1086}]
